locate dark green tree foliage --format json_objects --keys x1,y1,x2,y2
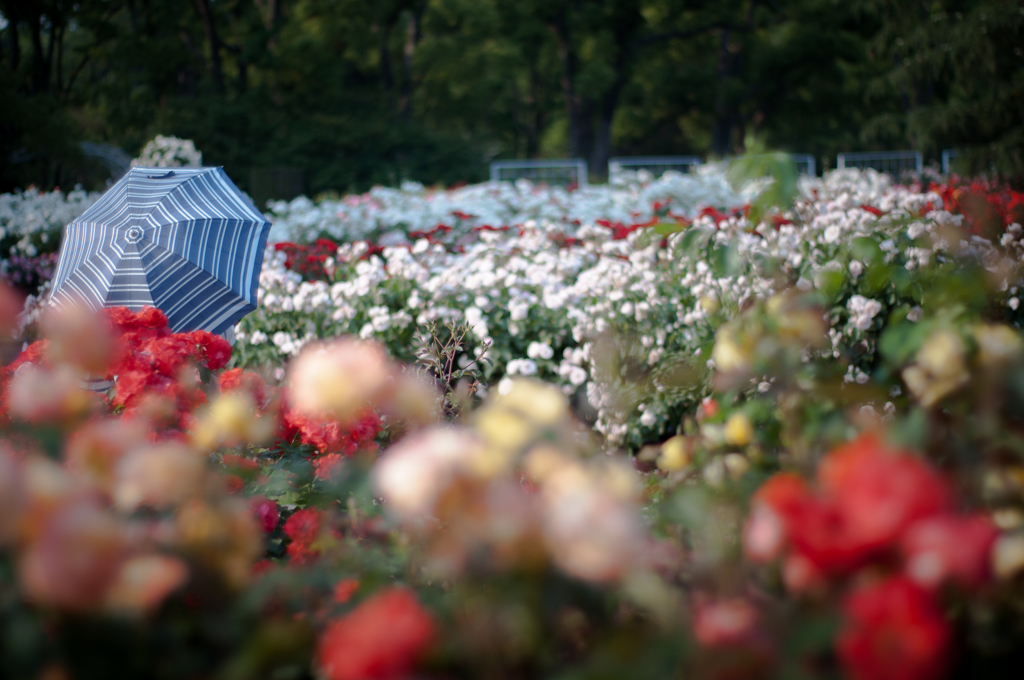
[
  {"x1": 868, "y1": 0, "x2": 1024, "y2": 181},
  {"x1": 0, "y1": 0, "x2": 1020, "y2": 194}
]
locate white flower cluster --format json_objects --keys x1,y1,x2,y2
[
  {"x1": 237, "y1": 168, "x2": 1024, "y2": 449},
  {"x1": 265, "y1": 164, "x2": 758, "y2": 243},
  {"x1": 131, "y1": 135, "x2": 203, "y2": 168},
  {"x1": 0, "y1": 186, "x2": 99, "y2": 259}
]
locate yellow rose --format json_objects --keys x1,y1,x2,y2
[
  {"x1": 723, "y1": 413, "x2": 754, "y2": 447},
  {"x1": 902, "y1": 330, "x2": 969, "y2": 407},
  {"x1": 974, "y1": 324, "x2": 1023, "y2": 367},
  {"x1": 656, "y1": 436, "x2": 691, "y2": 472}
]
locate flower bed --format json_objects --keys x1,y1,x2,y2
[
  {"x1": 3, "y1": 269, "x2": 1024, "y2": 679},
  {"x1": 0, "y1": 187, "x2": 99, "y2": 292},
  {"x1": 4, "y1": 165, "x2": 1024, "y2": 679},
  {"x1": 239, "y1": 168, "x2": 1024, "y2": 452}
]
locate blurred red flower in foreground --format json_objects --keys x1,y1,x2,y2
[
  {"x1": 317, "y1": 587, "x2": 436, "y2": 680},
  {"x1": 837, "y1": 577, "x2": 950, "y2": 680},
  {"x1": 741, "y1": 433, "x2": 998, "y2": 680},
  {"x1": 901, "y1": 514, "x2": 997, "y2": 590},
  {"x1": 283, "y1": 508, "x2": 324, "y2": 564},
  {"x1": 693, "y1": 597, "x2": 759, "y2": 648},
  {"x1": 250, "y1": 495, "x2": 280, "y2": 533},
  {"x1": 744, "y1": 434, "x2": 977, "y2": 584}
]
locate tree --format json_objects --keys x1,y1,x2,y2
[{"x1": 868, "y1": 0, "x2": 1024, "y2": 181}]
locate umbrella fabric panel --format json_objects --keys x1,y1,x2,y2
[
  {"x1": 69, "y1": 170, "x2": 199, "y2": 230},
  {"x1": 147, "y1": 169, "x2": 265, "y2": 227},
  {"x1": 145, "y1": 218, "x2": 265, "y2": 306},
  {"x1": 105, "y1": 242, "x2": 156, "y2": 309},
  {"x1": 136, "y1": 239, "x2": 255, "y2": 334}
]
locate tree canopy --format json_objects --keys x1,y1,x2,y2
[{"x1": 0, "y1": 0, "x2": 1019, "y2": 195}]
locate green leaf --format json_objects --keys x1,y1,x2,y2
[
  {"x1": 864, "y1": 263, "x2": 892, "y2": 294},
  {"x1": 851, "y1": 236, "x2": 883, "y2": 263},
  {"x1": 653, "y1": 222, "x2": 685, "y2": 235},
  {"x1": 879, "y1": 320, "x2": 930, "y2": 365},
  {"x1": 818, "y1": 270, "x2": 845, "y2": 301},
  {"x1": 679, "y1": 227, "x2": 711, "y2": 252},
  {"x1": 710, "y1": 244, "x2": 742, "y2": 277}
]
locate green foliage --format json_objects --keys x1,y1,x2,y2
[
  {"x1": 4, "y1": 0, "x2": 1019, "y2": 193},
  {"x1": 866, "y1": 0, "x2": 1024, "y2": 181},
  {"x1": 728, "y1": 132, "x2": 800, "y2": 224}
]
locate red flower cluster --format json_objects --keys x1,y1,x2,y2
[
  {"x1": 929, "y1": 176, "x2": 1024, "y2": 237},
  {"x1": 2, "y1": 307, "x2": 232, "y2": 429},
  {"x1": 104, "y1": 308, "x2": 232, "y2": 427},
  {"x1": 273, "y1": 238, "x2": 341, "y2": 280},
  {"x1": 283, "y1": 508, "x2": 326, "y2": 564},
  {"x1": 743, "y1": 434, "x2": 997, "y2": 680},
  {"x1": 408, "y1": 224, "x2": 452, "y2": 242},
  {"x1": 317, "y1": 587, "x2": 436, "y2": 680},
  {"x1": 281, "y1": 401, "x2": 381, "y2": 458},
  {"x1": 250, "y1": 495, "x2": 280, "y2": 533},
  {"x1": 837, "y1": 576, "x2": 951, "y2": 680},
  {"x1": 218, "y1": 368, "x2": 274, "y2": 412}
]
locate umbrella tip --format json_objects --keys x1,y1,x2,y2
[{"x1": 146, "y1": 171, "x2": 176, "y2": 179}]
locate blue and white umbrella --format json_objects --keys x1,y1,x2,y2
[{"x1": 50, "y1": 166, "x2": 271, "y2": 335}]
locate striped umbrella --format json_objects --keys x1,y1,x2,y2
[{"x1": 50, "y1": 166, "x2": 271, "y2": 335}]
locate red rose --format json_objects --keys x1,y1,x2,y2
[
  {"x1": 250, "y1": 495, "x2": 280, "y2": 533},
  {"x1": 333, "y1": 578, "x2": 359, "y2": 604},
  {"x1": 283, "y1": 508, "x2": 323, "y2": 564},
  {"x1": 317, "y1": 588, "x2": 436, "y2": 680},
  {"x1": 901, "y1": 514, "x2": 998, "y2": 590},
  {"x1": 818, "y1": 434, "x2": 952, "y2": 556},
  {"x1": 187, "y1": 331, "x2": 233, "y2": 370},
  {"x1": 743, "y1": 472, "x2": 813, "y2": 562},
  {"x1": 694, "y1": 597, "x2": 759, "y2": 648},
  {"x1": 836, "y1": 576, "x2": 950, "y2": 680}
]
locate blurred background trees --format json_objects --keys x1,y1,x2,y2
[{"x1": 0, "y1": 0, "x2": 1020, "y2": 195}]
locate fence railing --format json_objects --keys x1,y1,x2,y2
[
  {"x1": 942, "y1": 149, "x2": 960, "y2": 174},
  {"x1": 492, "y1": 150, "x2": 944, "y2": 186},
  {"x1": 790, "y1": 154, "x2": 816, "y2": 177},
  {"x1": 837, "y1": 150, "x2": 923, "y2": 175},
  {"x1": 722, "y1": 152, "x2": 818, "y2": 177},
  {"x1": 608, "y1": 155, "x2": 702, "y2": 178},
  {"x1": 489, "y1": 159, "x2": 588, "y2": 188}
]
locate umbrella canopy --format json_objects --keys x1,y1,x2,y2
[{"x1": 50, "y1": 167, "x2": 271, "y2": 335}]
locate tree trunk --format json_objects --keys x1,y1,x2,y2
[
  {"x1": 399, "y1": 1, "x2": 426, "y2": 117},
  {"x1": 28, "y1": 12, "x2": 48, "y2": 94},
  {"x1": 591, "y1": 82, "x2": 624, "y2": 181},
  {"x1": 193, "y1": 0, "x2": 225, "y2": 94},
  {"x1": 379, "y1": 23, "x2": 394, "y2": 92},
  {"x1": 590, "y1": 34, "x2": 631, "y2": 181},
  {"x1": 525, "y1": 62, "x2": 543, "y2": 157},
  {"x1": 54, "y1": 22, "x2": 64, "y2": 94},
  {"x1": 549, "y1": 10, "x2": 588, "y2": 160},
  {"x1": 711, "y1": 29, "x2": 732, "y2": 157},
  {"x1": 4, "y1": 5, "x2": 19, "y2": 71}
]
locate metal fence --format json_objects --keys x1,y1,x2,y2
[
  {"x1": 608, "y1": 155, "x2": 701, "y2": 178},
  {"x1": 941, "y1": 149, "x2": 960, "y2": 174},
  {"x1": 721, "y1": 153, "x2": 818, "y2": 177},
  {"x1": 489, "y1": 159, "x2": 588, "y2": 188},
  {"x1": 837, "y1": 150, "x2": 923, "y2": 175},
  {"x1": 790, "y1": 154, "x2": 816, "y2": 177}
]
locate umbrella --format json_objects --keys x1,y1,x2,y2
[{"x1": 50, "y1": 166, "x2": 271, "y2": 335}]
